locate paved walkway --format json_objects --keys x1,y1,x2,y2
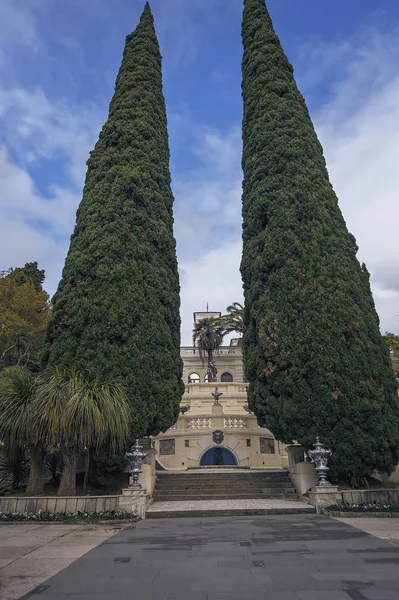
[
  {"x1": 15, "y1": 514, "x2": 399, "y2": 600},
  {"x1": 0, "y1": 523, "x2": 122, "y2": 600},
  {"x1": 337, "y1": 517, "x2": 399, "y2": 548}
]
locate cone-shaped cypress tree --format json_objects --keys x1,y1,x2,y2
[
  {"x1": 44, "y1": 2, "x2": 184, "y2": 437},
  {"x1": 241, "y1": 0, "x2": 399, "y2": 481}
]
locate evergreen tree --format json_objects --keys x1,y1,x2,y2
[
  {"x1": 44, "y1": 2, "x2": 183, "y2": 437},
  {"x1": 240, "y1": 0, "x2": 399, "y2": 481}
]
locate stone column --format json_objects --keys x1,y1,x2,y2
[
  {"x1": 308, "y1": 486, "x2": 342, "y2": 514},
  {"x1": 211, "y1": 402, "x2": 224, "y2": 429},
  {"x1": 118, "y1": 488, "x2": 149, "y2": 519}
]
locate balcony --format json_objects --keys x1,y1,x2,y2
[{"x1": 181, "y1": 346, "x2": 242, "y2": 357}]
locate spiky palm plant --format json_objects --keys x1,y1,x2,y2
[
  {"x1": 222, "y1": 303, "x2": 245, "y2": 337},
  {"x1": 0, "y1": 368, "x2": 45, "y2": 494},
  {"x1": 32, "y1": 369, "x2": 132, "y2": 496},
  {"x1": 192, "y1": 318, "x2": 225, "y2": 382}
]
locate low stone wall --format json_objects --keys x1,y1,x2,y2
[
  {"x1": 0, "y1": 495, "x2": 119, "y2": 515},
  {"x1": 0, "y1": 491, "x2": 150, "y2": 519},
  {"x1": 341, "y1": 489, "x2": 399, "y2": 505}
]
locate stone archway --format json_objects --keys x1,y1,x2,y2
[{"x1": 199, "y1": 447, "x2": 238, "y2": 467}]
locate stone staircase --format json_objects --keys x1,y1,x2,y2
[
  {"x1": 154, "y1": 469, "x2": 297, "y2": 502},
  {"x1": 147, "y1": 469, "x2": 315, "y2": 518}
]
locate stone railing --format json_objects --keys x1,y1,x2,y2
[
  {"x1": 181, "y1": 346, "x2": 242, "y2": 357},
  {"x1": 184, "y1": 382, "x2": 248, "y2": 396},
  {"x1": 224, "y1": 417, "x2": 245, "y2": 428},
  {"x1": 187, "y1": 417, "x2": 211, "y2": 429}
]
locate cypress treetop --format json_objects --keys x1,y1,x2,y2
[
  {"x1": 241, "y1": 0, "x2": 399, "y2": 480},
  {"x1": 44, "y1": 3, "x2": 184, "y2": 438}
]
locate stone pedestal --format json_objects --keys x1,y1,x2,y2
[
  {"x1": 308, "y1": 485, "x2": 342, "y2": 514},
  {"x1": 211, "y1": 403, "x2": 224, "y2": 429},
  {"x1": 118, "y1": 488, "x2": 149, "y2": 519}
]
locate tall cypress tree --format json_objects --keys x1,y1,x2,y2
[
  {"x1": 44, "y1": 2, "x2": 184, "y2": 437},
  {"x1": 241, "y1": 0, "x2": 399, "y2": 480}
]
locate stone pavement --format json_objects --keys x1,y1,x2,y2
[
  {"x1": 337, "y1": 517, "x2": 399, "y2": 548},
  {"x1": 147, "y1": 498, "x2": 314, "y2": 518},
  {"x1": 18, "y1": 514, "x2": 399, "y2": 600},
  {"x1": 0, "y1": 523, "x2": 122, "y2": 600}
]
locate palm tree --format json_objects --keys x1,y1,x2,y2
[
  {"x1": 221, "y1": 302, "x2": 245, "y2": 338},
  {"x1": 0, "y1": 368, "x2": 46, "y2": 495},
  {"x1": 32, "y1": 369, "x2": 132, "y2": 496},
  {"x1": 192, "y1": 317, "x2": 225, "y2": 383}
]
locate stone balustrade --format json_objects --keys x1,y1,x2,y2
[
  {"x1": 184, "y1": 382, "x2": 248, "y2": 396},
  {"x1": 224, "y1": 417, "x2": 245, "y2": 428},
  {"x1": 187, "y1": 417, "x2": 211, "y2": 429},
  {"x1": 181, "y1": 346, "x2": 242, "y2": 357}
]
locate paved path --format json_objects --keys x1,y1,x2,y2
[
  {"x1": 0, "y1": 523, "x2": 122, "y2": 600},
  {"x1": 337, "y1": 517, "x2": 399, "y2": 548},
  {"x1": 18, "y1": 514, "x2": 399, "y2": 600}
]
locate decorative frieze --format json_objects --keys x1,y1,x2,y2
[
  {"x1": 159, "y1": 439, "x2": 175, "y2": 455},
  {"x1": 260, "y1": 438, "x2": 275, "y2": 454}
]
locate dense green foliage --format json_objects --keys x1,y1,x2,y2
[
  {"x1": 43, "y1": 3, "x2": 183, "y2": 437},
  {"x1": 383, "y1": 332, "x2": 399, "y2": 376},
  {"x1": 240, "y1": 0, "x2": 399, "y2": 481},
  {"x1": 0, "y1": 263, "x2": 51, "y2": 371}
]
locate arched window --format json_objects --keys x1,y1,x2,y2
[
  {"x1": 188, "y1": 372, "x2": 200, "y2": 384},
  {"x1": 221, "y1": 372, "x2": 233, "y2": 383}
]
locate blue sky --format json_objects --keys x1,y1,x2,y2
[{"x1": 1, "y1": 0, "x2": 399, "y2": 343}]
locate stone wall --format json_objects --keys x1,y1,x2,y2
[
  {"x1": 341, "y1": 489, "x2": 399, "y2": 505},
  {"x1": 0, "y1": 495, "x2": 119, "y2": 514},
  {"x1": 0, "y1": 492, "x2": 150, "y2": 518}
]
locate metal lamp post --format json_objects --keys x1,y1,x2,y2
[
  {"x1": 308, "y1": 437, "x2": 332, "y2": 487},
  {"x1": 126, "y1": 438, "x2": 147, "y2": 489}
]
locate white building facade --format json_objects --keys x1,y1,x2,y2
[{"x1": 153, "y1": 312, "x2": 289, "y2": 470}]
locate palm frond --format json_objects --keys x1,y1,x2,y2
[
  {"x1": 221, "y1": 302, "x2": 245, "y2": 335},
  {"x1": 192, "y1": 317, "x2": 225, "y2": 363},
  {"x1": 64, "y1": 377, "x2": 131, "y2": 452},
  {"x1": 0, "y1": 367, "x2": 37, "y2": 446},
  {"x1": 32, "y1": 369, "x2": 131, "y2": 454},
  {"x1": 31, "y1": 367, "x2": 76, "y2": 447}
]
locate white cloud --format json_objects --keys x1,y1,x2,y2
[
  {"x1": 0, "y1": 87, "x2": 102, "y2": 187},
  {"x1": 179, "y1": 241, "x2": 244, "y2": 345},
  {"x1": 0, "y1": 85, "x2": 102, "y2": 295},
  {"x1": 309, "y1": 27, "x2": 399, "y2": 333}
]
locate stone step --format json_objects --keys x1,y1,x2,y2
[
  {"x1": 156, "y1": 475, "x2": 291, "y2": 483},
  {"x1": 156, "y1": 481, "x2": 294, "y2": 489},
  {"x1": 155, "y1": 493, "x2": 298, "y2": 501},
  {"x1": 147, "y1": 500, "x2": 314, "y2": 519},
  {"x1": 155, "y1": 487, "x2": 296, "y2": 495},
  {"x1": 157, "y1": 470, "x2": 289, "y2": 476},
  {"x1": 154, "y1": 470, "x2": 295, "y2": 503}
]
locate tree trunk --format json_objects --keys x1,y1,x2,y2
[
  {"x1": 82, "y1": 449, "x2": 91, "y2": 494},
  {"x1": 26, "y1": 444, "x2": 45, "y2": 495},
  {"x1": 58, "y1": 445, "x2": 78, "y2": 496}
]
